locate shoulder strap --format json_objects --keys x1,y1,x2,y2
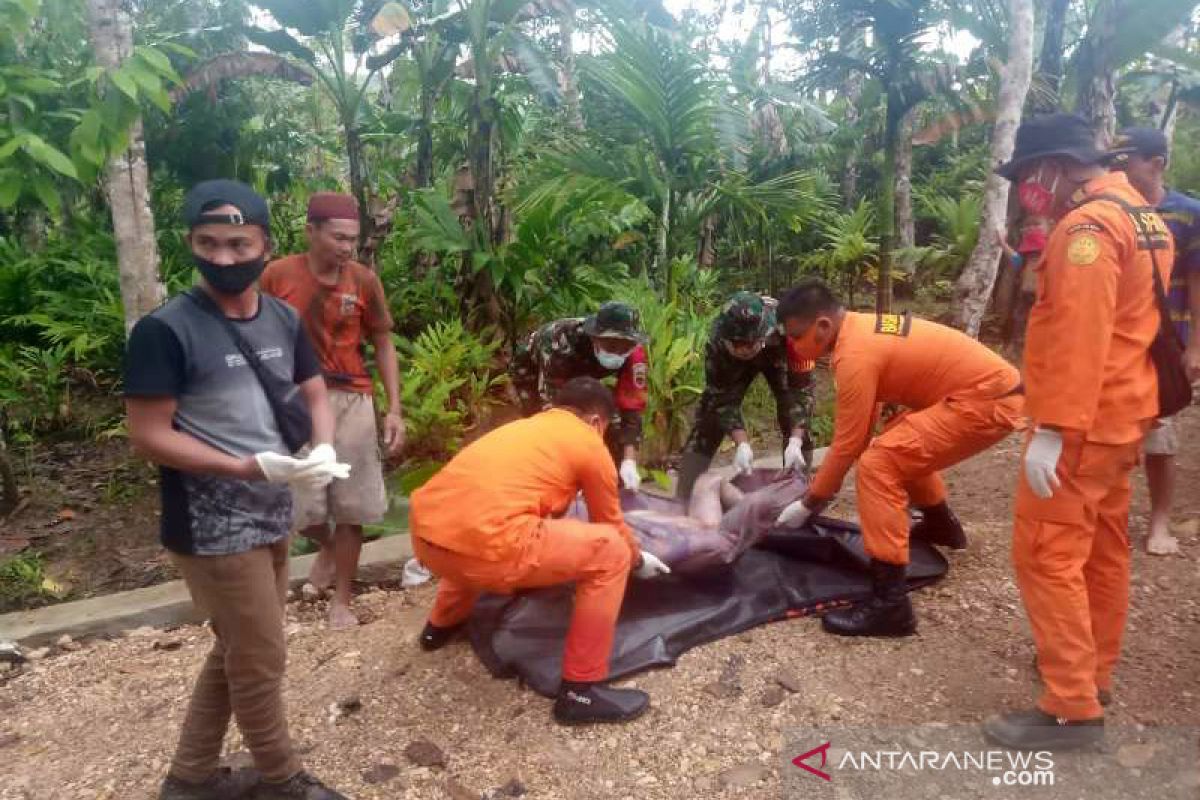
[
  {"x1": 183, "y1": 289, "x2": 292, "y2": 419},
  {"x1": 1074, "y1": 193, "x2": 1170, "y2": 311}
]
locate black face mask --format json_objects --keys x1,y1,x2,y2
[{"x1": 193, "y1": 254, "x2": 265, "y2": 295}]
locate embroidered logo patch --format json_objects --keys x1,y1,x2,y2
[{"x1": 1067, "y1": 235, "x2": 1101, "y2": 265}]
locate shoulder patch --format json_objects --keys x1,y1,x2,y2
[
  {"x1": 1066, "y1": 222, "x2": 1104, "y2": 236},
  {"x1": 1067, "y1": 234, "x2": 1101, "y2": 265},
  {"x1": 874, "y1": 311, "x2": 912, "y2": 337},
  {"x1": 631, "y1": 361, "x2": 648, "y2": 389}
]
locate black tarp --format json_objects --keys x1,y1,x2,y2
[{"x1": 467, "y1": 516, "x2": 949, "y2": 697}]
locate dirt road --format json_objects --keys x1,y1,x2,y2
[{"x1": 1, "y1": 411, "x2": 1197, "y2": 800}]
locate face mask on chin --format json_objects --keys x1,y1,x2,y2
[{"x1": 194, "y1": 254, "x2": 266, "y2": 296}]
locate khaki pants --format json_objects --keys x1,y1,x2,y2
[
  {"x1": 169, "y1": 539, "x2": 301, "y2": 783},
  {"x1": 294, "y1": 390, "x2": 388, "y2": 530}
]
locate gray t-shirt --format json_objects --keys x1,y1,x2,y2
[{"x1": 124, "y1": 291, "x2": 321, "y2": 555}]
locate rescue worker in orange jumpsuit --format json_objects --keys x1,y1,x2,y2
[
  {"x1": 983, "y1": 113, "x2": 1173, "y2": 751},
  {"x1": 773, "y1": 279, "x2": 1024, "y2": 637},
  {"x1": 409, "y1": 377, "x2": 671, "y2": 725}
]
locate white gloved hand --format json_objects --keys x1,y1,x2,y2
[
  {"x1": 733, "y1": 441, "x2": 755, "y2": 475},
  {"x1": 775, "y1": 500, "x2": 813, "y2": 529},
  {"x1": 619, "y1": 458, "x2": 642, "y2": 491},
  {"x1": 1024, "y1": 428, "x2": 1063, "y2": 499},
  {"x1": 783, "y1": 436, "x2": 806, "y2": 470},
  {"x1": 255, "y1": 452, "x2": 320, "y2": 484},
  {"x1": 634, "y1": 551, "x2": 672, "y2": 579}
]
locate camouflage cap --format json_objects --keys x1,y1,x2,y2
[
  {"x1": 717, "y1": 291, "x2": 774, "y2": 342},
  {"x1": 582, "y1": 301, "x2": 647, "y2": 343}
]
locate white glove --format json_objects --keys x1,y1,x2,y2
[
  {"x1": 255, "y1": 452, "x2": 320, "y2": 484},
  {"x1": 634, "y1": 551, "x2": 671, "y2": 579},
  {"x1": 619, "y1": 458, "x2": 642, "y2": 491},
  {"x1": 775, "y1": 500, "x2": 813, "y2": 529},
  {"x1": 1024, "y1": 428, "x2": 1063, "y2": 499},
  {"x1": 783, "y1": 436, "x2": 806, "y2": 470},
  {"x1": 733, "y1": 441, "x2": 755, "y2": 475},
  {"x1": 254, "y1": 449, "x2": 351, "y2": 489}
]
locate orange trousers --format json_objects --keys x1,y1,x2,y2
[
  {"x1": 856, "y1": 393, "x2": 1024, "y2": 565},
  {"x1": 413, "y1": 517, "x2": 632, "y2": 683},
  {"x1": 1013, "y1": 434, "x2": 1140, "y2": 721}
]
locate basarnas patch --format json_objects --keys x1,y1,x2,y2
[{"x1": 1067, "y1": 234, "x2": 1101, "y2": 265}]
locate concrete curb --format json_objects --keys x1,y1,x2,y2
[{"x1": 0, "y1": 534, "x2": 413, "y2": 647}]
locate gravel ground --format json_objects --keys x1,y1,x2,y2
[{"x1": 1, "y1": 410, "x2": 1198, "y2": 800}]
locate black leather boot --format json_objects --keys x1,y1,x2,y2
[
  {"x1": 983, "y1": 708, "x2": 1104, "y2": 751},
  {"x1": 159, "y1": 768, "x2": 259, "y2": 800},
  {"x1": 553, "y1": 681, "x2": 650, "y2": 725},
  {"x1": 822, "y1": 559, "x2": 917, "y2": 637},
  {"x1": 910, "y1": 502, "x2": 968, "y2": 549},
  {"x1": 418, "y1": 620, "x2": 463, "y2": 651}
]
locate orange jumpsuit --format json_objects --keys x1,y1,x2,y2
[
  {"x1": 1016, "y1": 172, "x2": 1172, "y2": 721},
  {"x1": 410, "y1": 408, "x2": 641, "y2": 683},
  {"x1": 808, "y1": 311, "x2": 1023, "y2": 565}
]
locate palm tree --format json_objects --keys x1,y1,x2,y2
[
  {"x1": 797, "y1": 0, "x2": 951, "y2": 312},
  {"x1": 525, "y1": 16, "x2": 828, "y2": 300},
  {"x1": 244, "y1": 0, "x2": 415, "y2": 249}
]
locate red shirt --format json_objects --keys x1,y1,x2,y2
[{"x1": 260, "y1": 254, "x2": 394, "y2": 394}]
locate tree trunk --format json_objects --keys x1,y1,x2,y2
[
  {"x1": 1032, "y1": 0, "x2": 1070, "y2": 110},
  {"x1": 953, "y1": 0, "x2": 1035, "y2": 337},
  {"x1": 876, "y1": 84, "x2": 901, "y2": 314},
  {"x1": 84, "y1": 0, "x2": 165, "y2": 334},
  {"x1": 895, "y1": 110, "x2": 915, "y2": 254},
  {"x1": 1075, "y1": 1, "x2": 1120, "y2": 147},
  {"x1": 839, "y1": 32, "x2": 865, "y2": 207},
  {"x1": 344, "y1": 123, "x2": 378, "y2": 262},
  {"x1": 559, "y1": 8, "x2": 583, "y2": 130},
  {"x1": 416, "y1": 88, "x2": 435, "y2": 188}
]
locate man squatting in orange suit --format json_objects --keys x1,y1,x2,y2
[{"x1": 408, "y1": 377, "x2": 671, "y2": 725}]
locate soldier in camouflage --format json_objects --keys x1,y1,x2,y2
[
  {"x1": 676, "y1": 291, "x2": 814, "y2": 499},
  {"x1": 509, "y1": 302, "x2": 649, "y2": 490}
]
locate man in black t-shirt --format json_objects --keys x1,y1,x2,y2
[{"x1": 124, "y1": 180, "x2": 349, "y2": 800}]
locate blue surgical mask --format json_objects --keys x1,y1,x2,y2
[{"x1": 594, "y1": 345, "x2": 628, "y2": 370}]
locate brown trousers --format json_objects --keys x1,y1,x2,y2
[{"x1": 169, "y1": 539, "x2": 301, "y2": 783}]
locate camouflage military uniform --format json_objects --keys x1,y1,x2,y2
[
  {"x1": 679, "y1": 293, "x2": 814, "y2": 493},
  {"x1": 509, "y1": 310, "x2": 648, "y2": 454}
]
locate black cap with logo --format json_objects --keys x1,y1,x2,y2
[
  {"x1": 182, "y1": 179, "x2": 271, "y2": 231},
  {"x1": 1105, "y1": 127, "x2": 1170, "y2": 164}
]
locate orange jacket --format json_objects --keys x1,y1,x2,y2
[
  {"x1": 809, "y1": 311, "x2": 1020, "y2": 500},
  {"x1": 410, "y1": 409, "x2": 639, "y2": 564},
  {"x1": 1023, "y1": 173, "x2": 1173, "y2": 444}
]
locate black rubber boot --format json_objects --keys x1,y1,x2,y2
[
  {"x1": 822, "y1": 559, "x2": 917, "y2": 637},
  {"x1": 910, "y1": 502, "x2": 968, "y2": 549},
  {"x1": 418, "y1": 620, "x2": 463, "y2": 652},
  {"x1": 159, "y1": 768, "x2": 259, "y2": 800},
  {"x1": 983, "y1": 708, "x2": 1104, "y2": 751},
  {"x1": 253, "y1": 772, "x2": 348, "y2": 800},
  {"x1": 553, "y1": 681, "x2": 650, "y2": 725}
]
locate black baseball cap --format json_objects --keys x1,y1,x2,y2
[
  {"x1": 995, "y1": 113, "x2": 1105, "y2": 181},
  {"x1": 182, "y1": 179, "x2": 271, "y2": 231},
  {"x1": 1106, "y1": 127, "x2": 1169, "y2": 163}
]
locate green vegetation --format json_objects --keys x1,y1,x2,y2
[{"x1": 2, "y1": 0, "x2": 1199, "y2": 485}]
